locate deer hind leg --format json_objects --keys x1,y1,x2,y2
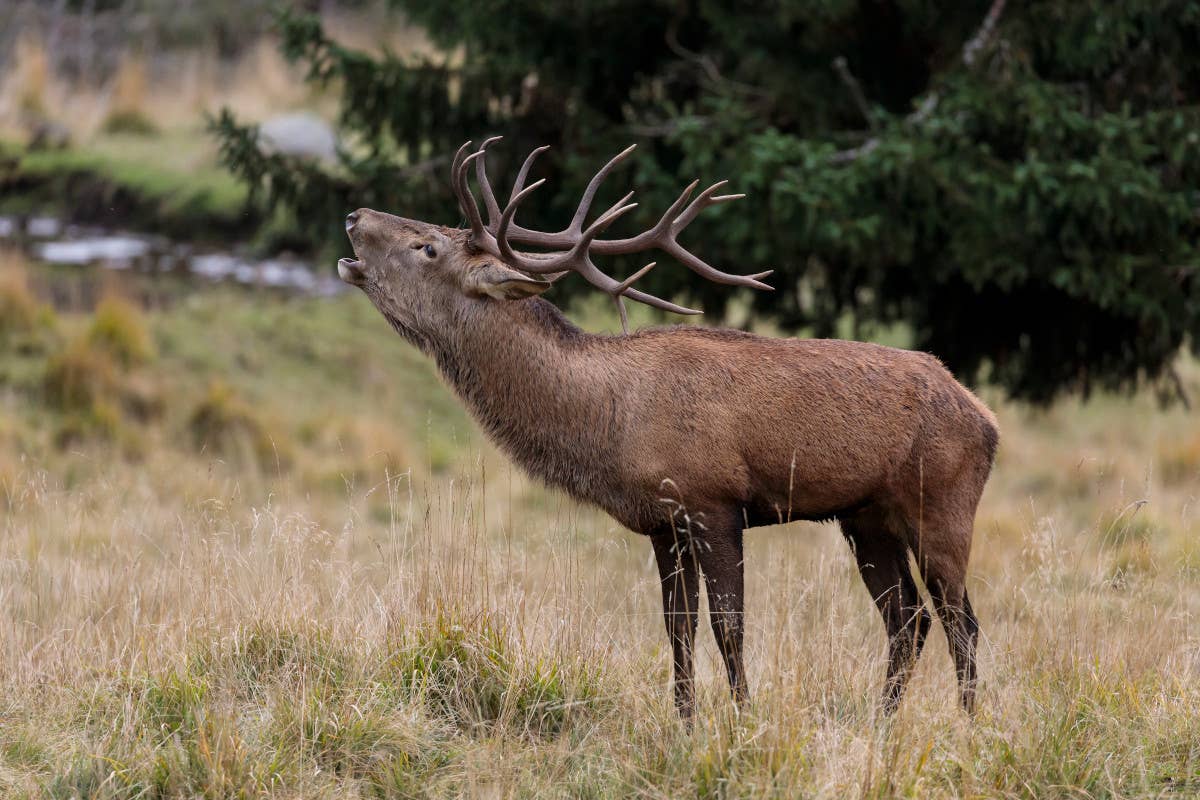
[
  {"x1": 914, "y1": 545, "x2": 979, "y2": 714},
  {"x1": 650, "y1": 529, "x2": 701, "y2": 722},
  {"x1": 907, "y1": 498, "x2": 980, "y2": 714},
  {"x1": 840, "y1": 517, "x2": 931, "y2": 714},
  {"x1": 695, "y1": 519, "x2": 749, "y2": 709}
]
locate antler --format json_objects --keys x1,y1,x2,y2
[{"x1": 451, "y1": 138, "x2": 772, "y2": 333}]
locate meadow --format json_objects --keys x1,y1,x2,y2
[
  {"x1": 2, "y1": 9, "x2": 1198, "y2": 794},
  {"x1": 0, "y1": 252, "x2": 1197, "y2": 798}
]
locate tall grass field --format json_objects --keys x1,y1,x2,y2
[{"x1": 0, "y1": 253, "x2": 1197, "y2": 798}]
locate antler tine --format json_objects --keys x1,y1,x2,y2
[
  {"x1": 588, "y1": 179, "x2": 697, "y2": 254},
  {"x1": 615, "y1": 261, "x2": 658, "y2": 295},
  {"x1": 588, "y1": 178, "x2": 773, "y2": 290},
  {"x1": 495, "y1": 178, "x2": 548, "y2": 267},
  {"x1": 662, "y1": 240, "x2": 774, "y2": 288},
  {"x1": 595, "y1": 190, "x2": 635, "y2": 226},
  {"x1": 621, "y1": 284, "x2": 701, "y2": 315},
  {"x1": 451, "y1": 140, "x2": 473, "y2": 175},
  {"x1": 455, "y1": 150, "x2": 492, "y2": 245},
  {"x1": 450, "y1": 140, "x2": 474, "y2": 221},
  {"x1": 610, "y1": 264, "x2": 665, "y2": 336},
  {"x1": 511, "y1": 145, "x2": 550, "y2": 204},
  {"x1": 584, "y1": 198, "x2": 639, "y2": 238},
  {"x1": 568, "y1": 252, "x2": 700, "y2": 317},
  {"x1": 473, "y1": 136, "x2": 505, "y2": 226},
  {"x1": 481, "y1": 143, "x2": 640, "y2": 249},
  {"x1": 481, "y1": 144, "x2": 701, "y2": 323},
  {"x1": 497, "y1": 181, "x2": 638, "y2": 276},
  {"x1": 672, "y1": 180, "x2": 738, "y2": 232},
  {"x1": 568, "y1": 144, "x2": 637, "y2": 233},
  {"x1": 449, "y1": 139, "x2": 767, "y2": 328},
  {"x1": 659, "y1": 180, "x2": 700, "y2": 230}
]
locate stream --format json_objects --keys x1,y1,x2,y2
[{"x1": 1, "y1": 213, "x2": 343, "y2": 310}]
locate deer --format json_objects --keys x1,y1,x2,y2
[{"x1": 337, "y1": 138, "x2": 999, "y2": 722}]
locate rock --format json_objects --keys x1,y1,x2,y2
[{"x1": 258, "y1": 112, "x2": 339, "y2": 162}]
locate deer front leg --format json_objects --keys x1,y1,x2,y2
[
  {"x1": 696, "y1": 523, "x2": 749, "y2": 708},
  {"x1": 651, "y1": 530, "x2": 700, "y2": 722}
]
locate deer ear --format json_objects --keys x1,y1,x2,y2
[{"x1": 468, "y1": 262, "x2": 551, "y2": 300}]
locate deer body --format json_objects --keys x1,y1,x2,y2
[
  {"x1": 342, "y1": 140, "x2": 998, "y2": 720},
  {"x1": 421, "y1": 295, "x2": 991, "y2": 534}
]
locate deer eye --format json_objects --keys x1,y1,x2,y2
[{"x1": 422, "y1": 244, "x2": 437, "y2": 259}]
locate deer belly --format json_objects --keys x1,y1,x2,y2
[{"x1": 736, "y1": 419, "x2": 914, "y2": 523}]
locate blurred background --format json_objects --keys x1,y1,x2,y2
[
  {"x1": 0, "y1": 2, "x2": 1198, "y2": 796},
  {"x1": 3, "y1": 0, "x2": 1198, "y2": 401}
]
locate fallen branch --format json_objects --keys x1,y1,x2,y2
[
  {"x1": 664, "y1": 17, "x2": 773, "y2": 100},
  {"x1": 832, "y1": 56, "x2": 877, "y2": 131},
  {"x1": 827, "y1": 0, "x2": 1008, "y2": 164},
  {"x1": 963, "y1": 0, "x2": 1010, "y2": 67},
  {"x1": 1167, "y1": 364, "x2": 1192, "y2": 410}
]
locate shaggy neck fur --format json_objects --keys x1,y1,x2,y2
[{"x1": 398, "y1": 296, "x2": 629, "y2": 504}]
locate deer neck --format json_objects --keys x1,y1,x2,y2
[{"x1": 425, "y1": 298, "x2": 623, "y2": 497}]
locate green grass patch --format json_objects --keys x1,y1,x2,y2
[
  {"x1": 1, "y1": 138, "x2": 259, "y2": 243},
  {"x1": 387, "y1": 612, "x2": 607, "y2": 739}
]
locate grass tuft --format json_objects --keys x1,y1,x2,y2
[
  {"x1": 100, "y1": 55, "x2": 159, "y2": 137},
  {"x1": 39, "y1": 298, "x2": 158, "y2": 448},
  {"x1": 9, "y1": 35, "x2": 50, "y2": 116},
  {"x1": 43, "y1": 336, "x2": 121, "y2": 416},
  {"x1": 100, "y1": 110, "x2": 160, "y2": 136},
  {"x1": 188, "y1": 380, "x2": 290, "y2": 468},
  {"x1": 1096, "y1": 502, "x2": 1163, "y2": 550},
  {"x1": 1158, "y1": 433, "x2": 1200, "y2": 485},
  {"x1": 388, "y1": 612, "x2": 606, "y2": 739},
  {"x1": 87, "y1": 296, "x2": 154, "y2": 367},
  {"x1": 0, "y1": 251, "x2": 57, "y2": 355}
]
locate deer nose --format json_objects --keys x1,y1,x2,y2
[{"x1": 345, "y1": 210, "x2": 360, "y2": 232}]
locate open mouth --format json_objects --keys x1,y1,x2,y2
[{"x1": 337, "y1": 257, "x2": 365, "y2": 284}]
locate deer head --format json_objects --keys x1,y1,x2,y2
[{"x1": 338, "y1": 138, "x2": 773, "y2": 336}]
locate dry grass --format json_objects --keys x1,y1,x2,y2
[
  {"x1": 0, "y1": 32, "x2": 305, "y2": 143},
  {"x1": 0, "y1": 266, "x2": 1197, "y2": 797},
  {"x1": 0, "y1": 7, "x2": 434, "y2": 146},
  {"x1": 7, "y1": 34, "x2": 51, "y2": 117},
  {"x1": 0, "y1": 250, "x2": 58, "y2": 352},
  {"x1": 99, "y1": 55, "x2": 157, "y2": 135}
]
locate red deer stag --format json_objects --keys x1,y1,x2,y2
[{"x1": 338, "y1": 138, "x2": 999, "y2": 721}]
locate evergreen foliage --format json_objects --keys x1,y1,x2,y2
[{"x1": 210, "y1": 1, "x2": 1200, "y2": 402}]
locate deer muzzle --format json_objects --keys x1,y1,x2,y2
[{"x1": 338, "y1": 257, "x2": 365, "y2": 285}]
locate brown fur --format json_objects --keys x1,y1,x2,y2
[{"x1": 342, "y1": 209, "x2": 999, "y2": 721}]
